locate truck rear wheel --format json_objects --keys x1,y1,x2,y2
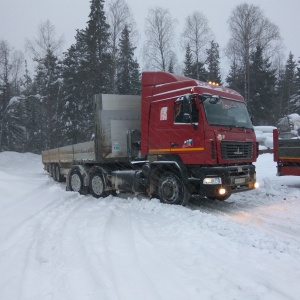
[
  {"x1": 68, "y1": 168, "x2": 87, "y2": 195},
  {"x1": 158, "y1": 172, "x2": 190, "y2": 205},
  {"x1": 89, "y1": 171, "x2": 107, "y2": 198}
]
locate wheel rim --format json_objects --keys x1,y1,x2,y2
[
  {"x1": 91, "y1": 175, "x2": 104, "y2": 196},
  {"x1": 161, "y1": 177, "x2": 179, "y2": 203},
  {"x1": 71, "y1": 173, "x2": 81, "y2": 192}
]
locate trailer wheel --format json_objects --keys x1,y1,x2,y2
[
  {"x1": 69, "y1": 168, "x2": 86, "y2": 194},
  {"x1": 55, "y1": 164, "x2": 64, "y2": 182},
  {"x1": 49, "y1": 163, "x2": 54, "y2": 177},
  {"x1": 158, "y1": 172, "x2": 190, "y2": 205},
  {"x1": 89, "y1": 171, "x2": 107, "y2": 198}
]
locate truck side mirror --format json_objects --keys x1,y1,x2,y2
[{"x1": 209, "y1": 95, "x2": 220, "y2": 104}]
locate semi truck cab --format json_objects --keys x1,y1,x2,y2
[{"x1": 141, "y1": 72, "x2": 258, "y2": 201}]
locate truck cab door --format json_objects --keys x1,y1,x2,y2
[
  {"x1": 171, "y1": 95, "x2": 204, "y2": 164},
  {"x1": 148, "y1": 99, "x2": 172, "y2": 154}
]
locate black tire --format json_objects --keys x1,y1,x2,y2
[
  {"x1": 68, "y1": 168, "x2": 87, "y2": 195},
  {"x1": 89, "y1": 170, "x2": 107, "y2": 198},
  {"x1": 55, "y1": 164, "x2": 64, "y2": 182},
  {"x1": 158, "y1": 172, "x2": 190, "y2": 205},
  {"x1": 49, "y1": 163, "x2": 54, "y2": 178}
]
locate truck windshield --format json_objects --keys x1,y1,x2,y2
[{"x1": 203, "y1": 98, "x2": 253, "y2": 129}]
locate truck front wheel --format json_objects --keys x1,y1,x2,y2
[
  {"x1": 89, "y1": 171, "x2": 107, "y2": 198},
  {"x1": 158, "y1": 172, "x2": 190, "y2": 205}
]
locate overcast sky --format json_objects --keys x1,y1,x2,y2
[{"x1": 0, "y1": 0, "x2": 299, "y2": 76}]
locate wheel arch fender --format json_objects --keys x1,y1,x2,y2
[{"x1": 148, "y1": 161, "x2": 189, "y2": 195}]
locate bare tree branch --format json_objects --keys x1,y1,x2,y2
[
  {"x1": 181, "y1": 12, "x2": 213, "y2": 64},
  {"x1": 25, "y1": 19, "x2": 64, "y2": 61},
  {"x1": 143, "y1": 7, "x2": 176, "y2": 71},
  {"x1": 226, "y1": 3, "x2": 282, "y2": 102}
]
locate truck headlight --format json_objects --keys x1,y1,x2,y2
[{"x1": 203, "y1": 177, "x2": 222, "y2": 185}]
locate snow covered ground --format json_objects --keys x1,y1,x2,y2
[{"x1": 0, "y1": 151, "x2": 300, "y2": 300}]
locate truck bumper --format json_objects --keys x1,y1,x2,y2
[{"x1": 188, "y1": 164, "x2": 257, "y2": 198}]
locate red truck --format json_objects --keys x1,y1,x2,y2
[
  {"x1": 273, "y1": 128, "x2": 300, "y2": 176},
  {"x1": 42, "y1": 71, "x2": 258, "y2": 205}
]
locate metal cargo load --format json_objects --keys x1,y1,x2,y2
[
  {"x1": 42, "y1": 94, "x2": 141, "y2": 166},
  {"x1": 94, "y1": 94, "x2": 141, "y2": 161}
]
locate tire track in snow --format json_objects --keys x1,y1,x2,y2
[
  {"x1": 126, "y1": 198, "x2": 300, "y2": 300},
  {"x1": 17, "y1": 195, "x2": 86, "y2": 300},
  {"x1": 101, "y1": 200, "x2": 161, "y2": 300}
]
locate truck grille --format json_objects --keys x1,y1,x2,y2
[{"x1": 221, "y1": 141, "x2": 253, "y2": 160}]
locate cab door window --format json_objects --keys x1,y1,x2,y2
[{"x1": 174, "y1": 95, "x2": 199, "y2": 123}]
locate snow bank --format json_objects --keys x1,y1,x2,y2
[
  {"x1": 254, "y1": 126, "x2": 276, "y2": 150},
  {"x1": 1, "y1": 151, "x2": 300, "y2": 299}
]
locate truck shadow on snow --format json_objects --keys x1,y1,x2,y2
[{"x1": 188, "y1": 196, "x2": 237, "y2": 214}]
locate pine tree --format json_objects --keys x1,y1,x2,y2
[
  {"x1": 278, "y1": 52, "x2": 297, "y2": 116},
  {"x1": 226, "y1": 60, "x2": 245, "y2": 95},
  {"x1": 61, "y1": 0, "x2": 111, "y2": 145},
  {"x1": 85, "y1": 0, "x2": 112, "y2": 95},
  {"x1": 289, "y1": 59, "x2": 300, "y2": 114},
  {"x1": 61, "y1": 29, "x2": 93, "y2": 145},
  {"x1": 168, "y1": 57, "x2": 174, "y2": 74},
  {"x1": 61, "y1": 0, "x2": 112, "y2": 145},
  {"x1": 205, "y1": 40, "x2": 222, "y2": 84},
  {"x1": 249, "y1": 46, "x2": 277, "y2": 125},
  {"x1": 31, "y1": 48, "x2": 63, "y2": 150},
  {"x1": 1, "y1": 96, "x2": 27, "y2": 152},
  {"x1": 183, "y1": 44, "x2": 194, "y2": 78},
  {"x1": 183, "y1": 43, "x2": 207, "y2": 81},
  {"x1": 192, "y1": 62, "x2": 207, "y2": 82},
  {"x1": 130, "y1": 59, "x2": 141, "y2": 95},
  {"x1": 20, "y1": 60, "x2": 33, "y2": 96},
  {"x1": 23, "y1": 95, "x2": 44, "y2": 153},
  {"x1": 116, "y1": 25, "x2": 140, "y2": 95}
]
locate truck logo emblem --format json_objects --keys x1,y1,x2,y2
[{"x1": 234, "y1": 147, "x2": 243, "y2": 155}]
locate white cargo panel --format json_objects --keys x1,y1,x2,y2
[{"x1": 94, "y1": 94, "x2": 141, "y2": 162}]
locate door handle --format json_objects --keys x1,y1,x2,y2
[{"x1": 171, "y1": 142, "x2": 179, "y2": 148}]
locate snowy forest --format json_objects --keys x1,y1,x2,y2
[{"x1": 0, "y1": 0, "x2": 300, "y2": 154}]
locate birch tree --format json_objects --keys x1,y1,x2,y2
[
  {"x1": 106, "y1": 0, "x2": 137, "y2": 92},
  {"x1": 143, "y1": 7, "x2": 176, "y2": 71},
  {"x1": 181, "y1": 11, "x2": 212, "y2": 79},
  {"x1": 26, "y1": 20, "x2": 64, "y2": 149},
  {"x1": 25, "y1": 19, "x2": 63, "y2": 61},
  {"x1": 226, "y1": 3, "x2": 281, "y2": 104}
]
